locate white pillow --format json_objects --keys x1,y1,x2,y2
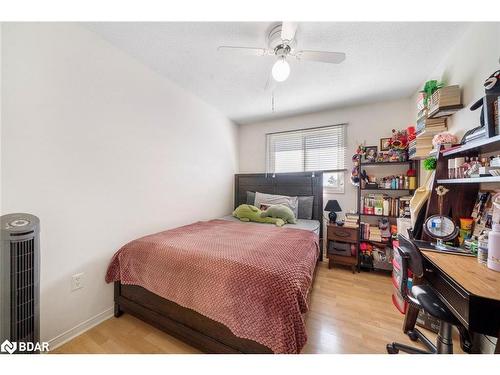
[{"x1": 254, "y1": 192, "x2": 299, "y2": 218}]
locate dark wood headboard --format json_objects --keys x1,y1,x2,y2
[{"x1": 234, "y1": 171, "x2": 324, "y2": 223}]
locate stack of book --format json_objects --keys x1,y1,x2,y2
[
  {"x1": 369, "y1": 226, "x2": 382, "y2": 242},
  {"x1": 409, "y1": 134, "x2": 434, "y2": 160},
  {"x1": 343, "y1": 213, "x2": 359, "y2": 228},
  {"x1": 416, "y1": 116, "x2": 447, "y2": 137},
  {"x1": 428, "y1": 85, "x2": 462, "y2": 118},
  {"x1": 359, "y1": 222, "x2": 389, "y2": 243}
]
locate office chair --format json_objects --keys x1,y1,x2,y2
[{"x1": 387, "y1": 234, "x2": 464, "y2": 354}]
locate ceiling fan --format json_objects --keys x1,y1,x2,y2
[{"x1": 218, "y1": 22, "x2": 346, "y2": 85}]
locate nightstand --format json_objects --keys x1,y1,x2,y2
[{"x1": 326, "y1": 223, "x2": 358, "y2": 273}]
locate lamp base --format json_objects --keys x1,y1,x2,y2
[{"x1": 329, "y1": 211, "x2": 337, "y2": 223}]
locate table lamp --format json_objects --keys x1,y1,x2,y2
[{"x1": 325, "y1": 200, "x2": 342, "y2": 223}]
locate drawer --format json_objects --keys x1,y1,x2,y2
[
  {"x1": 328, "y1": 241, "x2": 355, "y2": 257},
  {"x1": 424, "y1": 261, "x2": 470, "y2": 327},
  {"x1": 327, "y1": 226, "x2": 357, "y2": 242}
]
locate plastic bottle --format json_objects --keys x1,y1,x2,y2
[
  {"x1": 487, "y1": 224, "x2": 500, "y2": 272},
  {"x1": 478, "y1": 233, "x2": 488, "y2": 265}
]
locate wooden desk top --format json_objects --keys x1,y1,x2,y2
[{"x1": 421, "y1": 249, "x2": 500, "y2": 301}]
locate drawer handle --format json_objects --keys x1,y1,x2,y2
[
  {"x1": 334, "y1": 232, "x2": 349, "y2": 237},
  {"x1": 425, "y1": 268, "x2": 434, "y2": 273}
]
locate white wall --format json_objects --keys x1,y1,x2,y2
[
  {"x1": 415, "y1": 23, "x2": 500, "y2": 138},
  {"x1": 1, "y1": 23, "x2": 238, "y2": 345},
  {"x1": 238, "y1": 98, "x2": 413, "y2": 215}
]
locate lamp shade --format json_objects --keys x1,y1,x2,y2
[{"x1": 325, "y1": 200, "x2": 342, "y2": 212}]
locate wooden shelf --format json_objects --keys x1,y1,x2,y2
[
  {"x1": 361, "y1": 187, "x2": 414, "y2": 191},
  {"x1": 360, "y1": 161, "x2": 413, "y2": 166},
  {"x1": 437, "y1": 176, "x2": 500, "y2": 184},
  {"x1": 442, "y1": 135, "x2": 500, "y2": 157},
  {"x1": 359, "y1": 213, "x2": 401, "y2": 219},
  {"x1": 360, "y1": 239, "x2": 392, "y2": 247}
]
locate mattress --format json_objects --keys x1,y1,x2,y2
[
  {"x1": 106, "y1": 219, "x2": 319, "y2": 353},
  {"x1": 220, "y1": 215, "x2": 321, "y2": 235}
]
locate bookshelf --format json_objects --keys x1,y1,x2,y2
[{"x1": 356, "y1": 159, "x2": 419, "y2": 271}]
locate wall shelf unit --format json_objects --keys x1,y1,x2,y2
[
  {"x1": 442, "y1": 135, "x2": 500, "y2": 157},
  {"x1": 419, "y1": 141, "x2": 500, "y2": 243},
  {"x1": 437, "y1": 176, "x2": 500, "y2": 184},
  {"x1": 356, "y1": 159, "x2": 418, "y2": 272}
]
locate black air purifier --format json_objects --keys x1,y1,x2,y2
[{"x1": 1, "y1": 213, "x2": 40, "y2": 354}]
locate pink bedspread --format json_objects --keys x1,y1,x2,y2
[{"x1": 105, "y1": 219, "x2": 319, "y2": 353}]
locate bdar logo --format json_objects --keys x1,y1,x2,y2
[{"x1": 1, "y1": 339, "x2": 17, "y2": 354}]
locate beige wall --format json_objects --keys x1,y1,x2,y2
[
  {"x1": 1, "y1": 23, "x2": 238, "y2": 346},
  {"x1": 238, "y1": 98, "x2": 413, "y2": 216}
]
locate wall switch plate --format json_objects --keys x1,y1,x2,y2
[{"x1": 71, "y1": 273, "x2": 84, "y2": 291}]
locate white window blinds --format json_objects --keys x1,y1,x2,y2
[{"x1": 265, "y1": 124, "x2": 347, "y2": 174}]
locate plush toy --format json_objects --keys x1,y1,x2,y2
[
  {"x1": 388, "y1": 129, "x2": 409, "y2": 162},
  {"x1": 232, "y1": 204, "x2": 285, "y2": 226},
  {"x1": 470, "y1": 69, "x2": 500, "y2": 127},
  {"x1": 350, "y1": 144, "x2": 365, "y2": 186},
  {"x1": 260, "y1": 204, "x2": 297, "y2": 224}
]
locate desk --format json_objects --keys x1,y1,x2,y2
[{"x1": 403, "y1": 248, "x2": 500, "y2": 353}]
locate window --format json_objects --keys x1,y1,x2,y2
[
  {"x1": 323, "y1": 171, "x2": 345, "y2": 194},
  {"x1": 265, "y1": 124, "x2": 347, "y2": 178}
]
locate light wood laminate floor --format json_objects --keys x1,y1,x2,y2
[{"x1": 53, "y1": 261, "x2": 463, "y2": 354}]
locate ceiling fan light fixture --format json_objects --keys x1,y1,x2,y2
[{"x1": 272, "y1": 57, "x2": 290, "y2": 82}]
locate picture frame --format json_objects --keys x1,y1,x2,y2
[
  {"x1": 380, "y1": 137, "x2": 391, "y2": 151},
  {"x1": 364, "y1": 146, "x2": 378, "y2": 162}
]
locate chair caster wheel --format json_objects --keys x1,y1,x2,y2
[
  {"x1": 407, "y1": 330, "x2": 419, "y2": 342},
  {"x1": 386, "y1": 344, "x2": 399, "y2": 354}
]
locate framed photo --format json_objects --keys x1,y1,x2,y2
[
  {"x1": 380, "y1": 137, "x2": 391, "y2": 151},
  {"x1": 364, "y1": 146, "x2": 378, "y2": 162}
]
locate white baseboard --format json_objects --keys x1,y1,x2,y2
[{"x1": 48, "y1": 307, "x2": 114, "y2": 351}]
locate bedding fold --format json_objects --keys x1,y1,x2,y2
[{"x1": 105, "y1": 219, "x2": 319, "y2": 353}]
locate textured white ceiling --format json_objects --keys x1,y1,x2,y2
[{"x1": 85, "y1": 22, "x2": 470, "y2": 124}]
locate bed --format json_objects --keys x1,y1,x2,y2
[{"x1": 107, "y1": 172, "x2": 323, "y2": 354}]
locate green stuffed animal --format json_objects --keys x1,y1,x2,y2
[
  {"x1": 260, "y1": 204, "x2": 297, "y2": 224},
  {"x1": 232, "y1": 204, "x2": 285, "y2": 227}
]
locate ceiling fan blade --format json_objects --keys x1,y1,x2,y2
[
  {"x1": 294, "y1": 50, "x2": 346, "y2": 64},
  {"x1": 281, "y1": 22, "x2": 298, "y2": 42},
  {"x1": 217, "y1": 46, "x2": 268, "y2": 56}
]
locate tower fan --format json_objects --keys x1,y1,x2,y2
[{"x1": 1, "y1": 213, "x2": 40, "y2": 353}]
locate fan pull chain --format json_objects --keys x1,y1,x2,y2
[{"x1": 271, "y1": 91, "x2": 275, "y2": 112}]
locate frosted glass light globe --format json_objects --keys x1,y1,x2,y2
[{"x1": 272, "y1": 58, "x2": 290, "y2": 82}]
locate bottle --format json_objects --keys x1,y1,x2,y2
[
  {"x1": 407, "y1": 169, "x2": 416, "y2": 190},
  {"x1": 478, "y1": 233, "x2": 488, "y2": 265},
  {"x1": 487, "y1": 224, "x2": 500, "y2": 272},
  {"x1": 383, "y1": 198, "x2": 389, "y2": 216},
  {"x1": 448, "y1": 159, "x2": 455, "y2": 179}
]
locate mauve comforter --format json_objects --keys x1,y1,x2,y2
[{"x1": 105, "y1": 219, "x2": 319, "y2": 353}]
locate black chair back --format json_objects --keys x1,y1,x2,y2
[{"x1": 395, "y1": 234, "x2": 424, "y2": 306}]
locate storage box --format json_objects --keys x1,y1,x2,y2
[{"x1": 392, "y1": 279, "x2": 407, "y2": 314}]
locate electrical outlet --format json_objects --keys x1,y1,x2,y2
[{"x1": 71, "y1": 273, "x2": 84, "y2": 291}]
